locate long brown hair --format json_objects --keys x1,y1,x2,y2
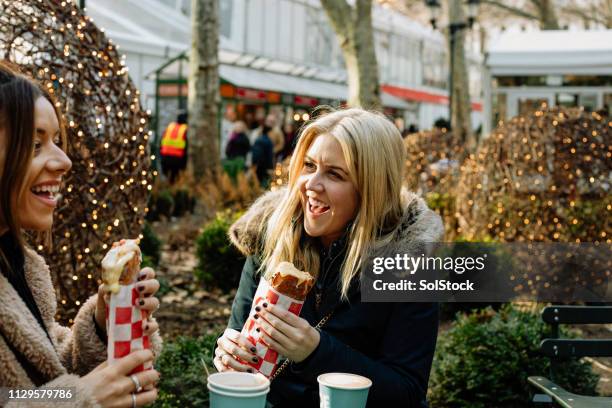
[{"x1": 0, "y1": 60, "x2": 66, "y2": 276}]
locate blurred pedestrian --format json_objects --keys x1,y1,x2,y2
[
  {"x1": 251, "y1": 120, "x2": 274, "y2": 187},
  {"x1": 281, "y1": 121, "x2": 297, "y2": 160},
  {"x1": 220, "y1": 106, "x2": 237, "y2": 159},
  {"x1": 226, "y1": 121, "x2": 251, "y2": 160},
  {"x1": 159, "y1": 112, "x2": 188, "y2": 184},
  {"x1": 266, "y1": 115, "x2": 285, "y2": 162}
]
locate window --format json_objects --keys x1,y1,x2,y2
[{"x1": 220, "y1": 0, "x2": 233, "y2": 39}]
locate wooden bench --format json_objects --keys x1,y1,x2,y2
[{"x1": 528, "y1": 305, "x2": 612, "y2": 408}]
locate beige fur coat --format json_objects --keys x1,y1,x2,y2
[{"x1": 0, "y1": 247, "x2": 162, "y2": 407}]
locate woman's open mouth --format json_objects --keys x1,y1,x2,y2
[
  {"x1": 31, "y1": 184, "x2": 60, "y2": 207},
  {"x1": 307, "y1": 197, "x2": 330, "y2": 217}
]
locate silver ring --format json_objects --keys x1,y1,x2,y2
[
  {"x1": 130, "y1": 374, "x2": 143, "y2": 392},
  {"x1": 131, "y1": 392, "x2": 136, "y2": 408}
]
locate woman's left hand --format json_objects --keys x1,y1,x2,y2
[
  {"x1": 94, "y1": 267, "x2": 161, "y2": 337},
  {"x1": 254, "y1": 302, "x2": 320, "y2": 363}
]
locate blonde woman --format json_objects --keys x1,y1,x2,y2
[{"x1": 214, "y1": 108, "x2": 443, "y2": 407}]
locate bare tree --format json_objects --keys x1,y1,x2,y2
[
  {"x1": 188, "y1": 0, "x2": 220, "y2": 181},
  {"x1": 320, "y1": 0, "x2": 382, "y2": 109}
]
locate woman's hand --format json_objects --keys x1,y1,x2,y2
[
  {"x1": 213, "y1": 328, "x2": 258, "y2": 373},
  {"x1": 95, "y1": 267, "x2": 161, "y2": 337},
  {"x1": 255, "y1": 302, "x2": 320, "y2": 363},
  {"x1": 81, "y1": 349, "x2": 159, "y2": 407}
]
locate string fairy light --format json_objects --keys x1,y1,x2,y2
[
  {"x1": 0, "y1": 0, "x2": 153, "y2": 323},
  {"x1": 456, "y1": 105, "x2": 610, "y2": 245}
]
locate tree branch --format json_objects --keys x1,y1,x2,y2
[
  {"x1": 480, "y1": 0, "x2": 539, "y2": 20},
  {"x1": 562, "y1": 5, "x2": 610, "y2": 27}
]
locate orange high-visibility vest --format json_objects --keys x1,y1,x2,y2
[{"x1": 160, "y1": 122, "x2": 187, "y2": 158}]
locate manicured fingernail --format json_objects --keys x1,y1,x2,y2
[
  {"x1": 138, "y1": 286, "x2": 145, "y2": 292},
  {"x1": 250, "y1": 347, "x2": 256, "y2": 353},
  {"x1": 139, "y1": 299, "x2": 145, "y2": 306},
  {"x1": 262, "y1": 303, "x2": 268, "y2": 308},
  {"x1": 252, "y1": 357, "x2": 258, "y2": 363},
  {"x1": 254, "y1": 314, "x2": 259, "y2": 319},
  {"x1": 255, "y1": 306, "x2": 261, "y2": 312}
]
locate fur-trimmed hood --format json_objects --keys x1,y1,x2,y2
[{"x1": 228, "y1": 187, "x2": 444, "y2": 261}]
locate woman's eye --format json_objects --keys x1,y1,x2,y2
[
  {"x1": 329, "y1": 171, "x2": 342, "y2": 180},
  {"x1": 304, "y1": 162, "x2": 316, "y2": 171}
]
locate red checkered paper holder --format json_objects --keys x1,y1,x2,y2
[
  {"x1": 241, "y1": 277, "x2": 304, "y2": 377},
  {"x1": 106, "y1": 283, "x2": 152, "y2": 374}
]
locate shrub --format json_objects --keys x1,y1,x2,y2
[
  {"x1": 147, "y1": 189, "x2": 175, "y2": 221},
  {"x1": 195, "y1": 211, "x2": 245, "y2": 292},
  {"x1": 155, "y1": 190, "x2": 175, "y2": 219},
  {"x1": 404, "y1": 129, "x2": 466, "y2": 240},
  {"x1": 140, "y1": 222, "x2": 162, "y2": 267},
  {"x1": 456, "y1": 107, "x2": 610, "y2": 242},
  {"x1": 153, "y1": 335, "x2": 218, "y2": 408},
  {"x1": 172, "y1": 188, "x2": 195, "y2": 217},
  {"x1": 429, "y1": 304, "x2": 600, "y2": 408}
]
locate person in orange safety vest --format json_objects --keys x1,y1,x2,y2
[{"x1": 160, "y1": 112, "x2": 188, "y2": 183}]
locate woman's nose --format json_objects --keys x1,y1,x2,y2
[
  {"x1": 48, "y1": 145, "x2": 72, "y2": 175},
  {"x1": 304, "y1": 171, "x2": 324, "y2": 192}
]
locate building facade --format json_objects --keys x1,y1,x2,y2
[{"x1": 87, "y1": 0, "x2": 483, "y2": 136}]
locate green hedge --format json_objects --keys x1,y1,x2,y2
[
  {"x1": 195, "y1": 211, "x2": 245, "y2": 293},
  {"x1": 153, "y1": 335, "x2": 218, "y2": 408},
  {"x1": 172, "y1": 188, "x2": 196, "y2": 217},
  {"x1": 429, "y1": 304, "x2": 599, "y2": 408},
  {"x1": 147, "y1": 190, "x2": 175, "y2": 221},
  {"x1": 141, "y1": 222, "x2": 162, "y2": 267}
]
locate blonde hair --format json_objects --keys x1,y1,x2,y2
[{"x1": 261, "y1": 108, "x2": 406, "y2": 299}]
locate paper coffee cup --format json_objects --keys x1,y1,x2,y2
[
  {"x1": 207, "y1": 372, "x2": 270, "y2": 393},
  {"x1": 318, "y1": 373, "x2": 372, "y2": 408},
  {"x1": 207, "y1": 384, "x2": 269, "y2": 408},
  {"x1": 207, "y1": 372, "x2": 270, "y2": 408}
]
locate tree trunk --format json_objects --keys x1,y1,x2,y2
[
  {"x1": 448, "y1": 0, "x2": 474, "y2": 148},
  {"x1": 533, "y1": 0, "x2": 561, "y2": 29},
  {"x1": 188, "y1": 0, "x2": 220, "y2": 182},
  {"x1": 320, "y1": 0, "x2": 381, "y2": 109}
]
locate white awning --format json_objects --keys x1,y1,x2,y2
[
  {"x1": 220, "y1": 64, "x2": 346, "y2": 101},
  {"x1": 486, "y1": 30, "x2": 612, "y2": 75},
  {"x1": 220, "y1": 64, "x2": 412, "y2": 110}
]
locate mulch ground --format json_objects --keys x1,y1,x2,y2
[{"x1": 151, "y1": 211, "x2": 232, "y2": 340}]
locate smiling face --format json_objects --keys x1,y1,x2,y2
[
  {"x1": 17, "y1": 97, "x2": 72, "y2": 231},
  {"x1": 298, "y1": 134, "x2": 359, "y2": 247}
]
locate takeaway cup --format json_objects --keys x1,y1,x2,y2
[
  {"x1": 317, "y1": 373, "x2": 372, "y2": 408},
  {"x1": 207, "y1": 372, "x2": 270, "y2": 408}
]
